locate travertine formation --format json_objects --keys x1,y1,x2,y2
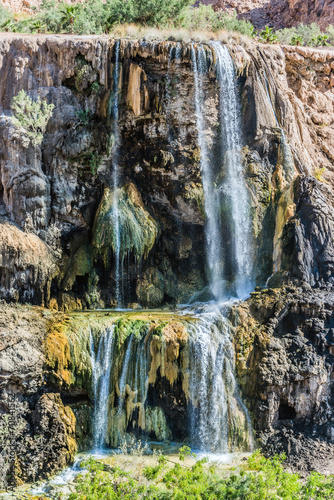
[
  {"x1": 0, "y1": 34, "x2": 333, "y2": 484},
  {"x1": 0, "y1": 35, "x2": 333, "y2": 309}
]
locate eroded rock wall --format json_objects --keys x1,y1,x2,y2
[
  {"x1": 0, "y1": 35, "x2": 332, "y2": 308},
  {"x1": 231, "y1": 286, "x2": 334, "y2": 473}
]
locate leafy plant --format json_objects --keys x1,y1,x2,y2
[
  {"x1": 314, "y1": 166, "x2": 327, "y2": 182},
  {"x1": 178, "y1": 445, "x2": 196, "y2": 461},
  {"x1": 1, "y1": 18, "x2": 17, "y2": 32},
  {"x1": 258, "y1": 26, "x2": 279, "y2": 44},
  {"x1": 89, "y1": 152, "x2": 101, "y2": 176},
  {"x1": 76, "y1": 109, "x2": 93, "y2": 126},
  {"x1": 91, "y1": 81, "x2": 102, "y2": 94},
  {"x1": 311, "y1": 33, "x2": 329, "y2": 46},
  {"x1": 291, "y1": 34, "x2": 303, "y2": 46},
  {"x1": 30, "y1": 20, "x2": 47, "y2": 34},
  {"x1": 11, "y1": 90, "x2": 55, "y2": 146},
  {"x1": 59, "y1": 4, "x2": 80, "y2": 31}
]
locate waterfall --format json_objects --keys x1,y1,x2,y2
[
  {"x1": 110, "y1": 41, "x2": 122, "y2": 306},
  {"x1": 189, "y1": 43, "x2": 254, "y2": 452},
  {"x1": 188, "y1": 306, "x2": 253, "y2": 452},
  {"x1": 90, "y1": 326, "x2": 115, "y2": 451},
  {"x1": 86, "y1": 43, "x2": 255, "y2": 456},
  {"x1": 117, "y1": 335, "x2": 134, "y2": 412},
  {"x1": 191, "y1": 44, "x2": 225, "y2": 300},
  {"x1": 192, "y1": 43, "x2": 253, "y2": 300},
  {"x1": 212, "y1": 43, "x2": 254, "y2": 298}
]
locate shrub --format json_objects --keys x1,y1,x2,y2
[
  {"x1": 35, "y1": 0, "x2": 63, "y2": 33},
  {"x1": 275, "y1": 22, "x2": 333, "y2": 47},
  {"x1": 107, "y1": 0, "x2": 193, "y2": 29},
  {"x1": 0, "y1": 4, "x2": 12, "y2": 28},
  {"x1": 312, "y1": 33, "x2": 329, "y2": 46},
  {"x1": 258, "y1": 25, "x2": 279, "y2": 44},
  {"x1": 176, "y1": 4, "x2": 218, "y2": 31},
  {"x1": 212, "y1": 11, "x2": 255, "y2": 37},
  {"x1": 65, "y1": 450, "x2": 334, "y2": 499},
  {"x1": 11, "y1": 90, "x2": 55, "y2": 146}
]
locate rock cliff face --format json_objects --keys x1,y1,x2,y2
[
  {"x1": 202, "y1": 0, "x2": 334, "y2": 30},
  {"x1": 0, "y1": 35, "x2": 333, "y2": 309},
  {"x1": 232, "y1": 287, "x2": 334, "y2": 473},
  {"x1": 0, "y1": 34, "x2": 334, "y2": 483}
]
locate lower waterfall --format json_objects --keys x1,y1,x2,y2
[
  {"x1": 188, "y1": 306, "x2": 251, "y2": 452},
  {"x1": 88, "y1": 309, "x2": 253, "y2": 454},
  {"x1": 90, "y1": 326, "x2": 115, "y2": 451}
]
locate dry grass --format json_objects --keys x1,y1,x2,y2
[{"x1": 110, "y1": 23, "x2": 252, "y2": 46}]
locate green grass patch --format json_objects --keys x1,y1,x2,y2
[{"x1": 60, "y1": 450, "x2": 334, "y2": 499}]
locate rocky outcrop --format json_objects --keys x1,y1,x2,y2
[
  {"x1": 0, "y1": 303, "x2": 77, "y2": 487},
  {"x1": 232, "y1": 286, "x2": 334, "y2": 473},
  {"x1": 0, "y1": 34, "x2": 333, "y2": 481},
  {"x1": 0, "y1": 303, "x2": 253, "y2": 487},
  {"x1": 202, "y1": 0, "x2": 334, "y2": 30}
]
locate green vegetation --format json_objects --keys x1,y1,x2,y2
[
  {"x1": 1, "y1": 1, "x2": 332, "y2": 46},
  {"x1": 275, "y1": 22, "x2": 334, "y2": 46},
  {"x1": 11, "y1": 90, "x2": 54, "y2": 146},
  {"x1": 114, "y1": 317, "x2": 150, "y2": 346},
  {"x1": 258, "y1": 26, "x2": 279, "y2": 44},
  {"x1": 92, "y1": 183, "x2": 159, "y2": 267},
  {"x1": 314, "y1": 167, "x2": 327, "y2": 182},
  {"x1": 57, "y1": 450, "x2": 334, "y2": 499}
]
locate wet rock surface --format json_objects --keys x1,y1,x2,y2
[
  {"x1": 0, "y1": 35, "x2": 333, "y2": 308},
  {"x1": 232, "y1": 286, "x2": 334, "y2": 473}
]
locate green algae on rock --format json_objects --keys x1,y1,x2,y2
[{"x1": 92, "y1": 183, "x2": 159, "y2": 267}]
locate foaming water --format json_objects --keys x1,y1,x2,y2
[
  {"x1": 212, "y1": 42, "x2": 254, "y2": 298},
  {"x1": 90, "y1": 326, "x2": 115, "y2": 451},
  {"x1": 187, "y1": 301, "x2": 254, "y2": 453}
]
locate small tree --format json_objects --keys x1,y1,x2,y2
[{"x1": 11, "y1": 90, "x2": 55, "y2": 146}]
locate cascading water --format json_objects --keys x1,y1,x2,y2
[
  {"x1": 90, "y1": 326, "x2": 115, "y2": 451},
  {"x1": 188, "y1": 305, "x2": 253, "y2": 453},
  {"x1": 212, "y1": 42, "x2": 254, "y2": 298},
  {"x1": 87, "y1": 42, "x2": 255, "y2": 457},
  {"x1": 117, "y1": 335, "x2": 134, "y2": 412},
  {"x1": 191, "y1": 44, "x2": 225, "y2": 300},
  {"x1": 188, "y1": 43, "x2": 254, "y2": 452},
  {"x1": 192, "y1": 43, "x2": 253, "y2": 300},
  {"x1": 110, "y1": 41, "x2": 122, "y2": 306}
]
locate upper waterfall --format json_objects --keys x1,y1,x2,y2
[{"x1": 192, "y1": 43, "x2": 254, "y2": 301}]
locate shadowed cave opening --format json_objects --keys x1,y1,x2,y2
[{"x1": 278, "y1": 403, "x2": 296, "y2": 420}]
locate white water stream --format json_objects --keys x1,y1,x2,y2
[{"x1": 90, "y1": 326, "x2": 115, "y2": 451}]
